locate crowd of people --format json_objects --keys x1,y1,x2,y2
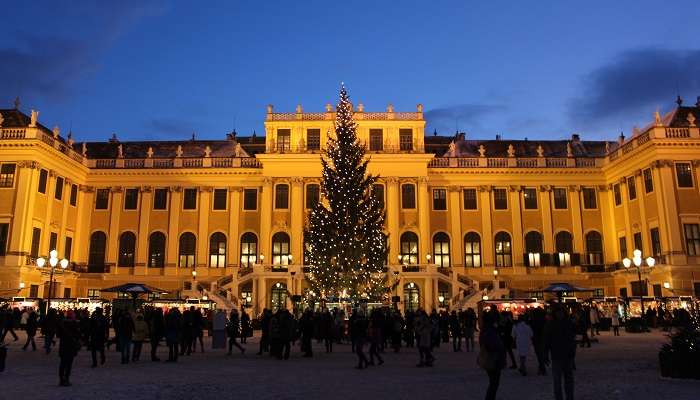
[{"x1": 0, "y1": 300, "x2": 696, "y2": 398}]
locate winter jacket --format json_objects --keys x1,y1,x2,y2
[{"x1": 133, "y1": 318, "x2": 149, "y2": 341}]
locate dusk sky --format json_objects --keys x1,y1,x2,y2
[{"x1": 3, "y1": 1, "x2": 700, "y2": 142}]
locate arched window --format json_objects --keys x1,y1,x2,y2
[
  {"x1": 270, "y1": 282, "x2": 287, "y2": 312},
  {"x1": 272, "y1": 232, "x2": 291, "y2": 267},
  {"x1": 209, "y1": 232, "x2": 226, "y2": 268},
  {"x1": 404, "y1": 282, "x2": 420, "y2": 312},
  {"x1": 585, "y1": 231, "x2": 603, "y2": 265},
  {"x1": 148, "y1": 232, "x2": 166, "y2": 268},
  {"x1": 240, "y1": 232, "x2": 257, "y2": 267},
  {"x1": 178, "y1": 233, "x2": 196, "y2": 268},
  {"x1": 432, "y1": 232, "x2": 450, "y2": 268},
  {"x1": 464, "y1": 232, "x2": 482, "y2": 268},
  {"x1": 88, "y1": 231, "x2": 107, "y2": 270},
  {"x1": 118, "y1": 232, "x2": 136, "y2": 267},
  {"x1": 555, "y1": 231, "x2": 573, "y2": 266},
  {"x1": 400, "y1": 232, "x2": 419, "y2": 264},
  {"x1": 494, "y1": 231, "x2": 512, "y2": 267},
  {"x1": 524, "y1": 231, "x2": 543, "y2": 267}
]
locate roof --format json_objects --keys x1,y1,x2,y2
[
  {"x1": 78, "y1": 139, "x2": 252, "y2": 159},
  {"x1": 0, "y1": 108, "x2": 55, "y2": 137}
]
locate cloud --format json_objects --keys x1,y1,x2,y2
[
  {"x1": 0, "y1": 1, "x2": 163, "y2": 101},
  {"x1": 569, "y1": 48, "x2": 700, "y2": 129},
  {"x1": 425, "y1": 104, "x2": 507, "y2": 135}
]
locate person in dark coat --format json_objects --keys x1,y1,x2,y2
[
  {"x1": 88, "y1": 308, "x2": 109, "y2": 367},
  {"x1": 530, "y1": 306, "x2": 548, "y2": 375},
  {"x1": 226, "y1": 309, "x2": 245, "y2": 355},
  {"x1": 300, "y1": 309, "x2": 314, "y2": 357},
  {"x1": 498, "y1": 311, "x2": 518, "y2": 369},
  {"x1": 240, "y1": 309, "x2": 251, "y2": 344},
  {"x1": 368, "y1": 309, "x2": 384, "y2": 365},
  {"x1": 390, "y1": 310, "x2": 403, "y2": 353},
  {"x1": 192, "y1": 307, "x2": 205, "y2": 352},
  {"x1": 353, "y1": 309, "x2": 370, "y2": 369},
  {"x1": 57, "y1": 311, "x2": 81, "y2": 387},
  {"x1": 279, "y1": 309, "x2": 293, "y2": 360},
  {"x1": 257, "y1": 308, "x2": 272, "y2": 355},
  {"x1": 320, "y1": 309, "x2": 334, "y2": 353},
  {"x1": 545, "y1": 305, "x2": 577, "y2": 400},
  {"x1": 0, "y1": 306, "x2": 18, "y2": 342},
  {"x1": 180, "y1": 309, "x2": 193, "y2": 356},
  {"x1": 42, "y1": 308, "x2": 58, "y2": 354},
  {"x1": 165, "y1": 308, "x2": 181, "y2": 362},
  {"x1": 22, "y1": 310, "x2": 38, "y2": 351},
  {"x1": 449, "y1": 310, "x2": 462, "y2": 352},
  {"x1": 478, "y1": 308, "x2": 506, "y2": 400},
  {"x1": 149, "y1": 308, "x2": 165, "y2": 361},
  {"x1": 117, "y1": 312, "x2": 135, "y2": 364}
]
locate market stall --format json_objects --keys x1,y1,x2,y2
[{"x1": 477, "y1": 298, "x2": 545, "y2": 318}]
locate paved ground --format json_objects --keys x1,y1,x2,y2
[{"x1": 1, "y1": 329, "x2": 698, "y2": 400}]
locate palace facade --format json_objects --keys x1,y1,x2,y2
[{"x1": 2, "y1": 99, "x2": 700, "y2": 313}]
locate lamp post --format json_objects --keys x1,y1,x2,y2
[
  {"x1": 622, "y1": 249, "x2": 655, "y2": 324},
  {"x1": 37, "y1": 250, "x2": 69, "y2": 314}
]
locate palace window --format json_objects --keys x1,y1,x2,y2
[
  {"x1": 30, "y1": 228, "x2": 41, "y2": 258},
  {"x1": 272, "y1": 232, "x2": 291, "y2": 266},
  {"x1": 633, "y1": 232, "x2": 643, "y2": 254},
  {"x1": 464, "y1": 232, "x2": 481, "y2": 268},
  {"x1": 495, "y1": 231, "x2": 512, "y2": 267},
  {"x1": 275, "y1": 184, "x2": 289, "y2": 209},
  {"x1": 153, "y1": 188, "x2": 168, "y2": 210},
  {"x1": 87, "y1": 289, "x2": 101, "y2": 298},
  {"x1": 95, "y1": 189, "x2": 109, "y2": 210},
  {"x1": 643, "y1": 168, "x2": 653, "y2": 193},
  {"x1": 553, "y1": 188, "x2": 567, "y2": 209},
  {"x1": 684, "y1": 224, "x2": 700, "y2": 256},
  {"x1": 619, "y1": 236, "x2": 627, "y2": 259},
  {"x1": 209, "y1": 232, "x2": 227, "y2": 268},
  {"x1": 178, "y1": 233, "x2": 196, "y2": 267},
  {"x1": 64, "y1": 237, "x2": 72, "y2": 260},
  {"x1": 463, "y1": 188, "x2": 477, "y2": 210},
  {"x1": 243, "y1": 188, "x2": 257, "y2": 210},
  {"x1": 613, "y1": 184, "x2": 621, "y2": 206},
  {"x1": 432, "y1": 189, "x2": 447, "y2": 210},
  {"x1": 585, "y1": 231, "x2": 603, "y2": 265},
  {"x1": 0, "y1": 223, "x2": 8, "y2": 256},
  {"x1": 401, "y1": 184, "x2": 416, "y2": 209},
  {"x1": 118, "y1": 232, "x2": 136, "y2": 267},
  {"x1": 650, "y1": 228, "x2": 661, "y2": 258},
  {"x1": 369, "y1": 129, "x2": 383, "y2": 151},
  {"x1": 399, "y1": 129, "x2": 413, "y2": 151},
  {"x1": 555, "y1": 231, "x2": 572, "y2": 266},
  {"x1": 124, "y1": 188, "x2": 139, "y2": 210},
  {"x1": 676, "y1": 163, "x2": 693, "y2": 188},
  {"x1": 183, "y1": 188, "x2": 197, "y2": 210},
  {"x1": 88, "y1": 231, "x2": 107, "y2": 270},
  {"x1": 0, "y1": 163, "x2": 16, "y2": 187},
  {"x1": 148, "y1": 232, "x2": 166, "y2": 267},
  {"x1": 240, "y1": 232, "x2": 257, "y2": 267},
  {"x1": 523, "y1": 188, "x2": 537, "y2": 209},
  {"x1": 493, "y1": 188, "x2": 507, "y2": 210},
  {"x1": 627, "y1": 177, "x2": 637, "y2": 200},
  {"x1": 213, "y1": 188, "x2": 227, "y2": 210},
  {"x1": 400, "y1": 232, "x2": 419, "y2": 265},
  {"x1": 54, "y1": 176, "x2": 63, "y2": 200},
  {"x1": 582, "y1": 187, "x2": 597, "y2": 209},
  {"x1": 432, "y1": 232, "x2": 450, "y2": 268},
  {"x1": 306, "y1": 184, "x2": 320, "y2": 209},
  {"x1": 69, "y1": 184, "x2": 78, "y2": 206},
  {"x1": 38, "y1": 169, "x2": 47, "y2": 193},
  {"x1": 372, "y1": 184, "x2": 384, "y2": 208},
  {"x1": 307, "y1": 129, "x2": 320, "y2": 151},
  {"x1": 524, "y1": 231, "x2": 543, "y2": 267},
  {"x1": 276, "y1": 129, "x2": 291, "y2": 152},
  {"x1": 49, "y1": 232, "x2": 57, "y2": 254}
]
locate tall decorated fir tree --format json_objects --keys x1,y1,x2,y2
[{"x1": 304, "y1": 85, "x2": 388, "y2": 301}]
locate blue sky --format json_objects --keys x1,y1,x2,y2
[{"x1": 2, "y1": 1, "x2": 700, "y2": 142}]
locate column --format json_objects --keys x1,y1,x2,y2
[
  {"x1": 569, "y1": 186, "x2": 584, "y2": 253},
  {"x1": 652, "y1": 162, "x2": 671, "y2": 264},
  {"x1": 197, "y1": 187, "x2": 212, "y2": 268},
  {"x1": 509, "y1": 187, "x2": 524, "y2": 266},
  {"x1": 417, "y1": 177, "x2": 430, "y2": 261},
  {"x1": 166, "y1": 187, "x2": 182, "y2": 267},
  {"x1": 136, "y1": 187, "x2": 152, "y2": 268},
  {"x1": 58, "y1": 178, "x2": 71, "y2": 259},
  {"x1": 8, "y1": 162, "x2": 39, "y2": 266},
  {"x1": 448, "y1": 186, "x2": 463, "y2": 266},
  {"x1": 479, "y1": 187, "x2": 493, "y2": 267},
  {"x1": 600, "y1": 185, "x2": 618, "y2": 262},
  {"x1": 290, "y1": 178, "x2": 304, "y2": 262},
  {"x1": 634, "y1": 169, "x2": 650, "y2": 254},
  {"x1": 41, "y1": 170, "x2": 57, "y2": 254},
  {"x1": 259, "y1": 178, "x2": 273, "y2": 262},
  {"x1": 655, "y1": 161, "x2": 686, "y2": 264},
  {"x1": 228, "y1": 188, "x2": 242, "y2": 267},
  {"x1": 620, "y1": 178, "x2": 633, "y2": 257},
  {"x1": 73, "y1": 186, "x2": 93, "y2": 264},
  {"x1": 539, "y1": 186, "x2": 553, "y2": 253},
  {"x1": 106, "y1": 187, "x2": 123, "y2": 265},
  {"x1": 386, "y1": 178, "x2": 400, "y2": 263}
]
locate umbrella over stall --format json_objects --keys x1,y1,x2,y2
[
  {"x1": 101, "y1": 283, "x2": 168, "y2": 307},
  {"x1": 541, "y1": 282, "x2": 594, "y2": 303}
]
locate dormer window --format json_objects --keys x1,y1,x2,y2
[
  {"x1": 276, "y1": 129, "x2": 291, "y2": 152},
  {"x1": 399, "y1": 129, "x2": 413, "y2": 151},
  {"x1": 307, "y1": 129, "x2": 320, "y2": 151},
  {"x1": 369, "y1": 129, "x2": 383, "y2": 151}
]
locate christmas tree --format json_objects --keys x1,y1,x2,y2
[{"x1": 304, "y1": 85, "x2": 388, "y2": 301}]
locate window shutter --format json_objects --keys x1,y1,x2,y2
[
  {"x1": 523, "y1": 253, "x2": 530, "y2": 267},
  {"x1": 571, "y1": 253, "x2": 581, "y2": 266},
  {"x1": 553, "y1": 253, "x2": 560, "y2": 267}
]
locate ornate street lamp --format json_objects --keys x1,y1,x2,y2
[
  {"x1": 37, "y1": 249, "x2": 68, "y2": 313},
  {"x1": 622, "y1": 249, "x2": 655, "y2": 325}
]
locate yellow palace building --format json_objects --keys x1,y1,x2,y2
[{"x1": 1, "y1": 98, "x2": 700, "y2": 314}]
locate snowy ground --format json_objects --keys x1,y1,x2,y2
[{"x1": 1, "y1": 329, "x2": 698, "y2": 400}]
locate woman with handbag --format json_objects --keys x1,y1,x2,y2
[{"x1": 478, "y1": 308, "x2": 506, "y2": 400}]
